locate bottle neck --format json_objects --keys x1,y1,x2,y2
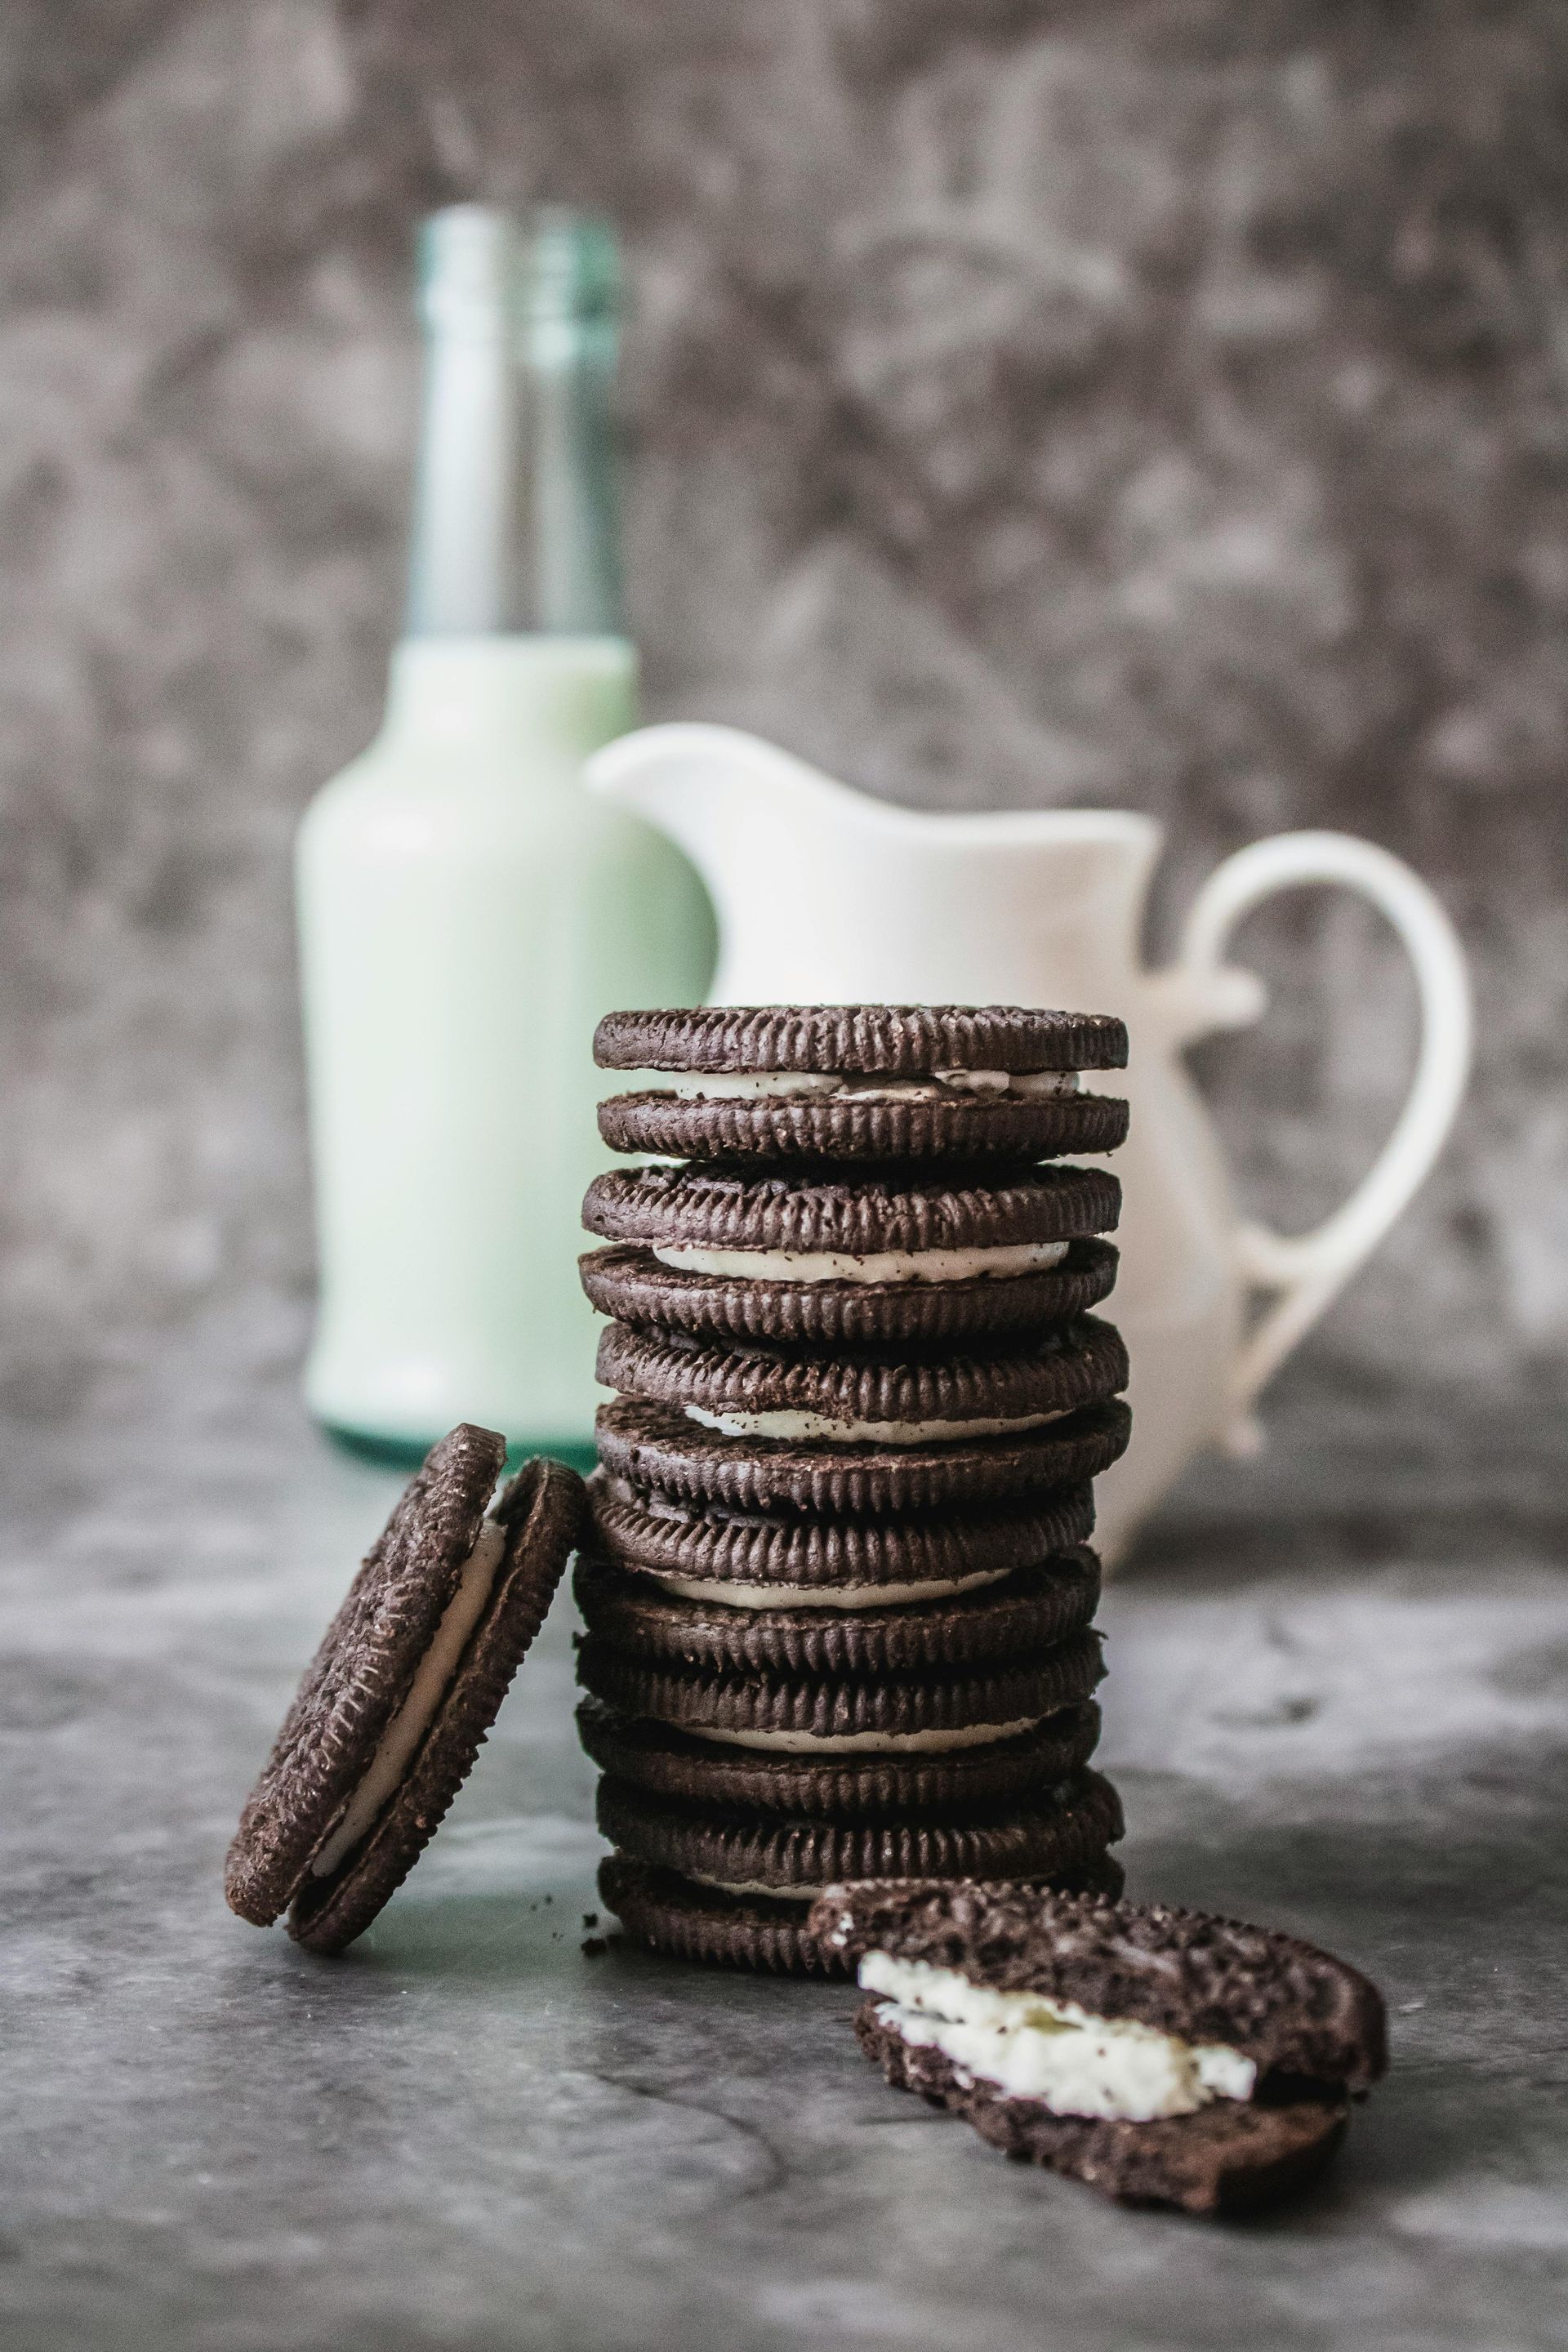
[{"x1": 403, "y1": 208, "x2": 623, "y2": 639}]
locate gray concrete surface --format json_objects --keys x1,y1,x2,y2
[{"x1": 2, "y1": 1356, "x2": 1565, "y2": 2352}]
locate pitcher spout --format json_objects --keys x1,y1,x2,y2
[{"x1": 585, "y1": 723, "x2": 856, "y2": 874}]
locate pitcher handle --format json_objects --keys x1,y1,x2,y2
[{"x1": 1177, "y1": 830, "x2": 1472, "y2": 1450}]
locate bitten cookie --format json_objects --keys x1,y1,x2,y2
[
  {"x1": 225, "y1": 1430, "x2": 583, "y2": 1953},
  {"x1": 812, "y1": 1881, "x2": 1388, "y2": 2215}
]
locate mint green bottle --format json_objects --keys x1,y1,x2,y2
[{"x1": 296, "y1": 207, "x2": 713, "y2": 1465}]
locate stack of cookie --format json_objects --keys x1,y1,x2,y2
[{"x1": 574, "y1": 1004, "x2": 1134, "y2": 1972}]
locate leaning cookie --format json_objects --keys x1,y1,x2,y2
[
  {"x1": 225, "y1": 1429, "x2": 583, "y2": 1953},
  {"x1": 811, "y1": 1881, "x2": 1388, "y2": 2216},
  {"x1": 593, "y1": 1004, "x2": 1129, "y2": 1161}
]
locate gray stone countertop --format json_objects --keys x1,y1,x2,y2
[{"x1": 4, "y1": 1362, "x2": 1566, "y2": 2352}]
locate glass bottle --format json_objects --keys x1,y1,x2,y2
[{"x1": 296, "y1": 206, "x2": 713, "y2": 1465}]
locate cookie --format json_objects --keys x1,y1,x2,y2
[
  {"x1": 579, "y1": 1236, "x2": 1120, "y2": 1349},
  {"x1": 582, "y1": 1160, "x2": 1120, "y2": 1260},
  {"x1": 813, "y1": 1882, "x2": 1388, "y2": 2090},
  {"x1": 594, "y1": 1006, "x2": 1129, "y2": 1076},
  {"x1": 597, "y1": 1769, "x2": 1124, "y2": 1901},
  {"x1": 572, "y1": 1548, "x2": 1102, "y2": 1673},
  {"x1": 225, "y1": 1432, "x2": 583, "y2": 1953},
  {"x1": 586, "y1": 1472, "x2": 1098, "y2": 1596},
  {"x1": 854, "y1": 2004, "x2": 1348, "y2": 2215},
  {"x1": 813, "y1": 1882, "x2": 1387, "y2": 2215},
  {"x1": 577, "y1": 1694, "x2": 1103, "y2": 1817},
  {"x1": 575, "y1": 1628, "x2": 1103, "y2": 1746},
  {"x1": 596, "y1": 1315, "x2": 1128, "y2": 1439},
  {"x1": 595, "y1": 1851, "x2": 1127, "y2": 1977},
  {"x1": 594, "y1": 1395, "x2": 1133, "y2": 1517}
]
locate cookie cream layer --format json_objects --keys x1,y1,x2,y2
[
  {"x1": 657, "y1": 1067, "x2": 1081, "y2": 1102},
  {"x1": 860, "y1": 1953, "x2": 1256, "y2": 2122},
  {"x1": 684, "y1": 1403, "x2": 1067, "y2": 1446},
  {"x1": 310, "y1": 1517, "x2": 506, "y2": 1880},
  {"x1": 685, "y1": 1715, "x2": 1040, "y2": 1756},
  {"x1": 643, "y1": 1565, "x2": 1013, "y2": 1610},
  {"x1": 688, "y1": 1873, "x2": 817, "y2": 1904},
  {"x1": 651, "y1": 1240, "x2": 1071, "y2": 1286}
]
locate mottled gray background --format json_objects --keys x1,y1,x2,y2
[{"x1": 2, "y1": 0, "x2": 1565, "y2": 1536}]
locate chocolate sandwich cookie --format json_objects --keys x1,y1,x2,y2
[
  {"x1": 586, "y1": 1473, "x2": 1098, "y2": 1597},
  {"x1": 594, "y1": 1004, "x2": 1129, "y2": 1162},
  {"x1": 576, "y1": 1626, "x2": 1103, "y2": 1745},
  {"x1": 595, "y1": 1394, "x2": 1132, "y2": 1517},
  {"x1": 596, "y1": 1851, "x2": 1128, "y2": 1976},
  {"x1": 573, "y1": 1548, "x2": 1102, "y2": 1674},
  {"x1": 577, "y1": 1694, "x2": 1103, "y2": 1818},
  {"x1": 582, "y1": 1162, "x2": 1120, "y2": 1350},
  {"x1": 596, "y1": 1768, "x2": 1125, "y2": 1968},
  {"x1": 597, "y1": 1316, "x2": 1128, "y2": 1442},
  {"x1": 580, "y1": 1238, "x2": 1119, "y2": 1350},
  {"x1": 225, "y1": 1430, "x2": 583, "y2": 1953},
  {"x1": 813, "y1": 1882, "x2": 1388, "y2": 2215}
]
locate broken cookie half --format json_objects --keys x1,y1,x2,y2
[{"x1": 810, "y1": 1878, "x2": 1387, "y2": 2216}]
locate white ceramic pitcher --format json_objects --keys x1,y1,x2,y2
[{"x1": 584, "y1": 724, "x2": 1472, "y2": 1560}]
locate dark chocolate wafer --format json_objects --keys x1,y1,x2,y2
[
  {"x1": 595, "y1": 1005, "x2": 1128, "y2": 1076},
  {"x1": 599, "y1": 1087, "x2": 1128, "y2": 1164}
]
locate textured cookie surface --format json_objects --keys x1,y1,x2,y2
[
  {"x1": 594, "y1": 1004, "x2": 1129, "y2": 1075},
  {"x1": 812, "y1": 1882, "x2": 1388, "y2": 2093},
  {"x1": 595, "y1": 1395, "x2": 1133, "y2": 1516},
  {"x1": 597, "y1": 1316, "x2": 1128, "y2": 1428},
  {"x1": 225, "y1": 1423, "x2": 507, "y2": 1927},
  {"x1": 578, "y1": 1695, "x2": 1103, "y2": 1817},
  {"x1": 599, "y1": 1088, "x2": 1129, "y2": 1164},
  {"x1": 597, "y1": 1768, "x2": 1124, "y2": 1894},
  {"x1": 572, "y1": 1548, "x2": 1102, "y2": 1673},
  {"x1": 586, "y1": 1473, "x2": 1097, "y2": 1591},
  {"x1": 580, "y1": 1239, "x2": 1120, "y2": 1348},
  {"x1": 582, "y1": 1161, "x2": 1121, "y2": 1255},
  {"x1": 853, "y1": 2003, "x2": 1349, "y2": 2216}
]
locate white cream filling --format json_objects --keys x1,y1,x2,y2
[
  {"x1": 644, "y1": 1566, "x2": 1013, "y2": 1610},
  {"x1": 688, "y1": 1873, "x2": 817, "y2": 1904},
  {"x1": 684, "y1": 1404, "x2": 1066, "y2": 1446},
  {"x1": 310, "y1": 1518, "x2": 506, "y2": 1880},
  {"x1": 658, "y1": 1067, "x2": 1081, "y2": 1102},
  {"x1": 860, "y1": 1955, "x2": 1257, "y2": 2122},
  {"x1": 651, "y1": 1240, "x2": 1071, "y2": 1287},
  {"x1": 686, "y1": 1715, "x2": 1039, "y2": 1755}
]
